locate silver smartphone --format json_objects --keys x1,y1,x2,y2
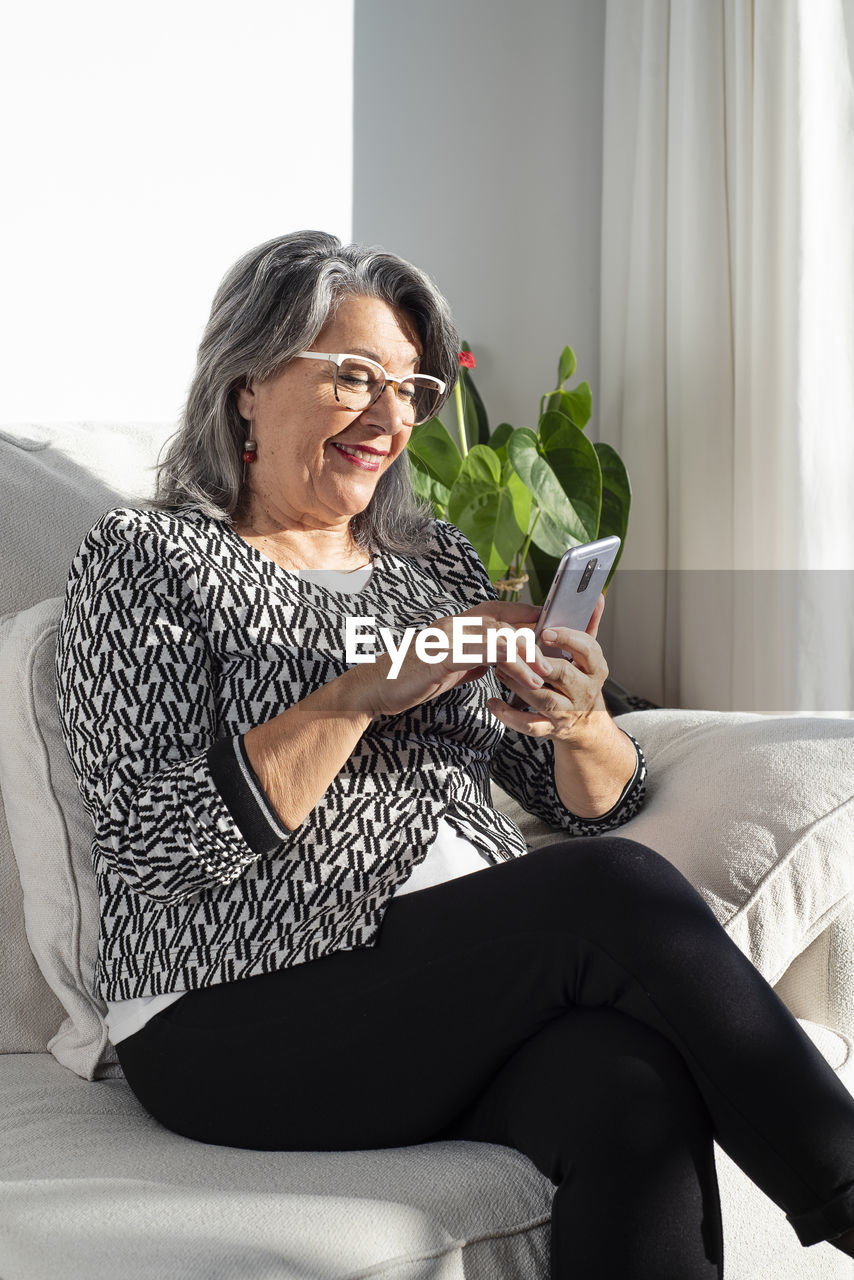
[{"x1": 535, "y1": 535, "x2": 621, "y2": 662}]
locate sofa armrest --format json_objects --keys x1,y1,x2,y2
[
  {"x1": 774, "y1": 902, "x2": 854, "y2": 1041},
  {"x1": 493, "y1": 708, "x2": 854, "y2": 1038}
]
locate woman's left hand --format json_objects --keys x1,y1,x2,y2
[{"x1": 486, "y1": 593, "x2": 609, "y2": 740}]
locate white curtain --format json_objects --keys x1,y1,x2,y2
[{"x1": 599, "y1": 0, "x2": 854, "y2": 715}]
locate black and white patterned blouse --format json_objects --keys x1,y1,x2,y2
[{"x1": 56, "y1": 507, "x2": 647, "y2": 1002}]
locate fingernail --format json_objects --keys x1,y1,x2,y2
[
  {"x1": 539, "y1": 657, "x2": 553, "y2": 674},
  {"x1": 542, "y1": 629, "x2": 556, "y2": 642}
]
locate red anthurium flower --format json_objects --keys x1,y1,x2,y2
[{"x1": 458, "y1": 350, "x2": 476, "y2": 369}]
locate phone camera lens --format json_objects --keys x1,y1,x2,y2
[{"x1": 577, "y1": 557, "x2": 598, "y2": 592}]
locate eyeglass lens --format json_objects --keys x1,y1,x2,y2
[{"x1": 335, "y1": 357, "x2": 440, "y2": 424}]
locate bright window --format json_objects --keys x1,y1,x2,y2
[{"x1": 0, "y1": 0, "x2": 354, "y2": 423}]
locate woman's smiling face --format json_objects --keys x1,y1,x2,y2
[{"x1": 236, "y1": 295, "x2": 422, "y2": 533}]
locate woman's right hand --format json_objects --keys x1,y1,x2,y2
[{"x1": 350, "y1": 601, "x2": 547, "y2": 719}]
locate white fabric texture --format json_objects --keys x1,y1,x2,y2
[
  {"x1": 775, "y1": 903, "x2": 854, "y2": 1042},
  {"x1": 0, "y1": 423, "x2": 173, "y2": 619},
  {"x1": 0, "y1": 599, "x2": 120, "y2": 1080},
  {"x1": 103, "y1": 990, "x2": 185, "y2": 1048},
  {"x1": 394, "y1": 817, "x2": 490, "y2": 896},
  {"x1": 495, "y1": 707, "x2": 854, "y2": 990},
  {"x1": 599, "y1": 0, "x2": 854, "y2": 715}
]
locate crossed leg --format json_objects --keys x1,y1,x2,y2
[{"x1": 440, "y1": 1005, "x2": 724, "y2": 1278}]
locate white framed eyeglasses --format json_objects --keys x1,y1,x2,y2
[{"x1": 294, "y1": 351, "x2": 446, "y2": 426}]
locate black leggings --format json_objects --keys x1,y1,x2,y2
[{"x1": 117, "y1": 838, "x2": 854, "y2": 1278}]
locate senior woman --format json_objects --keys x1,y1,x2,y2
[{"x1": 57, "y1": 231, "x2": 854, "y2": 1279}]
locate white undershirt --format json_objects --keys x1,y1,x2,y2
[{"x1": 105, "y1": 562, "x2": 493, "y2": 1046}]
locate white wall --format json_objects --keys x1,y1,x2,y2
[
  {"x1": 0, "y1": 0, "x2": 353, "y2": 425},
  {"x1": 353, "y1": 0, "x2": 606, "y2": 435}
]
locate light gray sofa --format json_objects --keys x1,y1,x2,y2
[{"x1": 1, "y1": 422, "x2": 852, "y2": 1279}]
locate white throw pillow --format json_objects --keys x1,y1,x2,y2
[
  {"x1": 0, "y1": 422, "x2": 173, "y2": 1059},
  {"x1": 494, "y1": 708, "x2": 854, "y2": 986},
  {"x1": 0, "y1": 598, "x2": 119, "y2": 1079}
]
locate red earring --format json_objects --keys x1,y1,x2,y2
[{"x1": 242, "y1": 439, "x2": 257, "y2": 464}]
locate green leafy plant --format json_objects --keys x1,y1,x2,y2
[{"x1": 407, "y1": 344, "x2": 631, "y2": 603}]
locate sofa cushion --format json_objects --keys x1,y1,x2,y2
[
  {"x1": 775, "y1": 904, "x2": 854, "y2": 1042},
  {"x1": 495, "y1": 708, "x2": 854, "y2": 987},
  {"x1": 2, "y1": 1028, "x2": 851, "y2": 1280},
  {"x1": 0, "y1": 1053, "x2": 552, "y2": 1280},
  {"x1": 0, "y1": 424, "x2": 172, "y2": 620},
  {"x1": 0, "y1": 798, "x2": 65, "y2": 1055},
  {"x1": 0, "y1": 599, "x2": 119, "y2": 1079},
  {"x1": 0, "y1": 423, "x2": 173, "y2": 1058}
]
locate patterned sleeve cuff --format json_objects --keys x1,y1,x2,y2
[
  {"x1": 556, "y1": 728, "x2": 648, "y2": 831},
  {"x1": 207, "y1": 735, "x2": 291, "y2": 856}
]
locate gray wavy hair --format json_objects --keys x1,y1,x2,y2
[{"x1": 152, "y1": 231, "x2": 461, "y2": 552}]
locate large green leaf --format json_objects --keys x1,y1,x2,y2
[
  {"x1": 593, "y1": 441, "x2": 631, "y2": 586},
  {"x1": 507, "y1": 427, "x2": 599, "y2": 554},
  {"x1": 408, "y1": 451, "x2": 450, "y2": 517},
  {"x1": 538, "y1": 410, "x2": 574, "y2": 446},
  {"x1": 447, "y1": 445, "x2": 527, "y2": 576},
  {"x1": 507, "y1": 430, "x2": 574, "y2": 533},
  {"x1": 541, "y1": 422, "x2": 602, "y2": 538},
  {"x1": 488, "y1": 422, "x2": 514, "y2": 462},
  {"x1": 407, "y1": 418, "x2": 462, "y2": 490},
  {"x1": 529, "y1": 510, "x2": 585, "y2": 558},
  {"x1": 505, "y1": 467, "x2": 532, "y2": 544}
]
